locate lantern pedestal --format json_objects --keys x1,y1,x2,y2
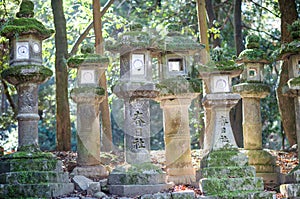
[
  {"x1": 157, "y1": 93, "x2": 198, "y2": 185},
  {"x1": 108, "y1": 82, "x2": 172, "y2": 197},
  {"x1": 233, "y1": 83, "x2": 279, "y2": 185}
]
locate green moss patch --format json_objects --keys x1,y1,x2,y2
[
  {"x1": 158, "y1": 34, "x2": 204, "y2": 51},
  {"x1": 156, "y1": 77, "x2": 202, "y2": 95},
  {"x1": 1, "y1": 65, "x2": 52, "y2": 85},
  {"x1": 71, "y1": 86, "x2": 105, "y2": 96},
  {"x1": 1, "y1": 151, "x2": 54, "y2": 160},
  {"x1": 0, "y1": 18, "x2": 54, "y2": 39},
  {"x1": 233, "y1": 83, "x2": 270, "y2": 94},
  {"x1": 67, "y1": 54, "x2": 109, "y2": 68}
]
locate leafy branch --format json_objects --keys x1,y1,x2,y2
[{"x1": 69, "y1": 0, "x2": 114, "y2": 56}]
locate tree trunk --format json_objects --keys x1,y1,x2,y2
[
  {"x1": 196, "y1": 0, "x2": 209, "y2": 148},
  {"x1": 51, "y1": 0, "x2": 71, "y2": 151},
  {"x1": 205, "y1": 0, "x2": 221, "y2": 47},
  {"x1": 93, "y1": 0, "x2": 113, "y2": 152},
  {"x1": 230, "y1": 0, "x2": 243, "y2": 147},
  {"x1": 277, "y1": 0, "x2": 297, "y2": 147}
]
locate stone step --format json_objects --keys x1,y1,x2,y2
[
  {"x1": 0, "y1": 171, "x2": 70, "y2": 184},
  {"x1": 108, "y1": 172, "x2": 167, "y2": 185},
  {"x1": 0, "y1": 183, "x2": 74, "y2": 198},
  {"x1": 200, "y1": 166, "x2": 256, "y2": 179},
  {"x1": 200, "y1": 150, "x2": 249, "y2": 168},
  {"x1": 0, "y1": 158, "x2": 63, "y2": 173},
  {"x1": 199, "y1": 177, "x2": 264, "y2": 196},
  {"x1": 199, "y1": 190, "x2": 275, "y2": 199}
]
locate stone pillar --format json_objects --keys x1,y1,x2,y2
[
  {"x1": 17, "y1": 83, "x2": 40, "y2": 151},
  {"x1": 160, "y1": 95, "x2": 197, "y2": 184},
  {"x1": 71, "y1": 92, "x2": 103, "y2": 166},
  {"x1": 124, "y1": 98, "x2": 151, "y2": 164},
  {"x1": 233, "y1": 83, "x2": 279, "y2": 185}
]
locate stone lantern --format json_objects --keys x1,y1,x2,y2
[
  {"x1": 277, "y1": 20, "x2": 300, "y2": 198},
  {"x1": 155, "y1": 31, "x2": 204, "y2": 184},
  {"x1": 197, "y1": 48, "x2": 274, "y2": 198},
  {"x1": 0, "y1": 1, "x2": 73, "y2": 197},
  {"x1": 106, "y1": 26, "x2": 171, "y2": 197},
  {"x1": 233, "y1": 35, "x2": 279, "y2": 185},
  {"x1": 68, "y1": 44, "x2": 109, "y2": 178}
]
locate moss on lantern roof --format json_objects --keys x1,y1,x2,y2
[
  {"x1": 288, "y1": 20, "x2": 300, "y2": 40},
  {"x1": 67, "y1": 54, "x2": 109, "y2": 68},
  {"x1": 16, "y1": 0, "x2": 34, "y2": 18},
  {"x1": 158, "y1": 32, "x2": 205, "y2": 52},
  {"x1": 198, "y1": 47, "x2": 244, "y2": 72},
  {"x1": 236, "y1": 34, "x2": 268, "y2": 63},
  {"x1": 106, "y1": 31, "x2": 152, "y2": 53},
  {"x1": 71, "y1": 86, "x2": 105, "y2": 96},
  {"x1": 156, "y1": 77, "x2": 202, "y2": 95},
  {"x1": 0, "y1": 18, "x2": 54, "y2": 40}
]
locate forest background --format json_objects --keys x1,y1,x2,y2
[{"x1": 0, "y1": 0, "x2": 298, "y2": 153}]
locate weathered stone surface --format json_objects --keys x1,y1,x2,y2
[
  {"x1": 71, "y1": 165, "x2": 108, "y2": 179},
  {"x1": 108, "y1": 184, "x2": 172, "y2": 197},
  {"x1": 72, "y1": 175, "x2": 93, "y2": 191},
  {"x1": 0, "y1": 183, "x2": 74, "y2": 198},
  {"x1": 108, "y1": 172, "x2": 166, "y2": 185},
  {"x1": 93, "y1": 191, "x2": 107, "y2": 198},
  {"x1": 159, "y1": 95, "x2": 197, "y2": 184},
  {"x1": 124, "y1": 99, "x2": 151, "y2": 164},
  {"x1": 172, "y1": 190, "x2": 195, "y2": 199},
  {"x1": 200, "y1": 177, "x2": 264, "y2": 195},
  {"x1": 87, "y1": 182, "x2": 101, "y2": 196},
  {"x1": 200, "y1": 166, "x2": 256, "y2": 179},
  {"x1": 0, "y1": 171, "x2": 69, "y2": 184},
  {"x1": 140, "y1": 192, "x2": 172, "y2": 199}
]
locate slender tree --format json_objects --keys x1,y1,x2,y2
[
  {"x1": 277, "y1": 0, "x2": 298, "y2": 147},
  {"x1": 93, "y1": 0, "x2": 113, "y2": 152},
  {"x1": 230, "y1": 0, "x2": 243, "y2": 147},
  {"x1": 51, "y1": 0, "x2": 71, "y2": 151}
]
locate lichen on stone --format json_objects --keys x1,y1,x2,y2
[
  {"x1": 1, "y1": 64, "x2": 53, "y2": 85},
  {"x1": 0, "y1": 18, "x2": 54, "y2": 40},
  {"x1": 233, "y1": 83, "x2": 270, "y2": 94},
  {"x1": 67, "y1": 54, "x2": 109, "y2": 68},
  {"x1": 71, "y1": 86, "x2": 105, "y2": 96},
  {"x1": 156, "y1": 76, "x2": 202, "y2": 96},
  {"x1": 237, "y1": 34, "x2": 268, "y2": 62},
  {"x1": 16, "y1": 0, "x2": 35, "y2": 18}
]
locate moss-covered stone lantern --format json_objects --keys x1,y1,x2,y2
[
  {"x1": 233, "y1": 34, "x2": 278, "y2": 185},
  {"x1": 68, "y1": 44, "x2": 109, "y2": 179},
  {"x1": 197, "y1": 47, "x2": 274, "y2": 198},
  {"x1": 0, "y1": 1, "x2": 73, "y2": 197},
  {"x1": 277, "y1": 19, "x2": 300, "y2": 198},
  {"x1": 106, "y1": 25, "x2": 171, "y2": 197},
  {"x1": 154, "y1": 31, "x2": 204, "y2": 185}
]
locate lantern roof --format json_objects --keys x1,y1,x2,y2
[
  {"x1": 106, "y1": 24, "x2": 204, "y2": 54},
  {"x1": 67, "y1": 44, "x2": 109, "y2": 68},
  {"x1": 0, "y1": 0, "x2": 54, "y2": 40},
  {"x1": 236, "y1": 34, "x2": 269, "y2": 64}
]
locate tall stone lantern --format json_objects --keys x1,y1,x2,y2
[
  {"x1": 155, "y1": 31, "x2": 204, "y2": 184},
  {"x1": 233, "y1": 35, "x2": 279, "y2": 185},
  {"x1": 0, "y1": 1, "x2": 73, "y2": 197},
  {"x1": 277, "y1": 20, "x2": 300, "y2": 198},
  {"x1": 106, "y1": 25, "x2": 171, "y2": 197},
  {"x1": 68, "y1": 44, "x2": 109, "y2": 178},
  {"x1": 197, "y1": 48, "x2": 274, "y2": 198}
]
